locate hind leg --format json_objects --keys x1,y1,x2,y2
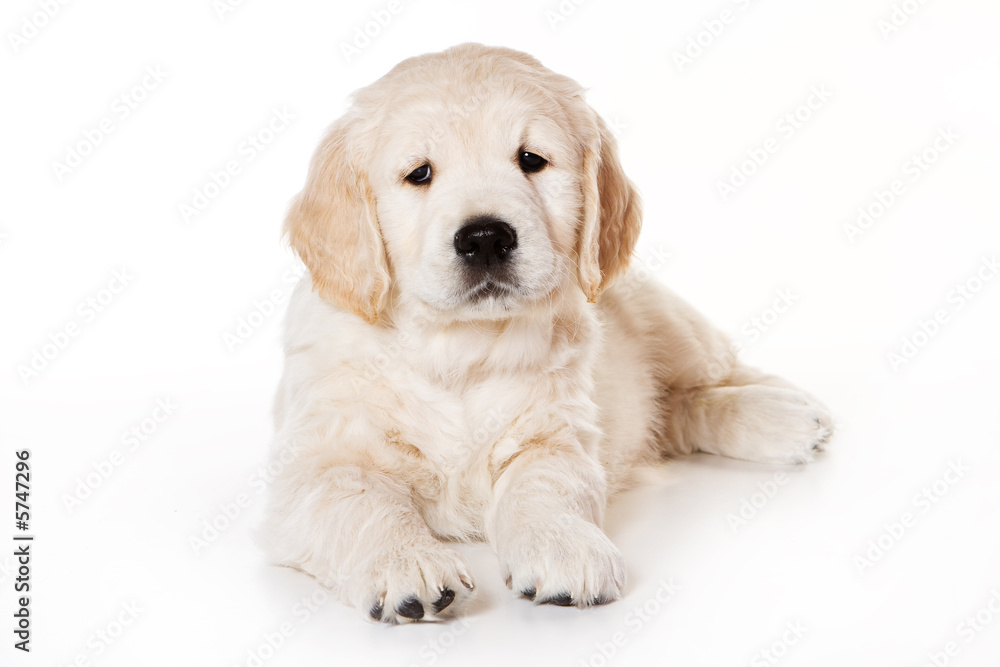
[
  {"x1": 600, "y1": 279, "x2": 833, "y2": 464},
  {"x1": 662, "y1": 366, "x2": 834, "y2": 464}
]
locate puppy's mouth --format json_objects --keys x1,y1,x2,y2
[{"x1": 465, "y1": 280, "x2": 517, "y2": 302}]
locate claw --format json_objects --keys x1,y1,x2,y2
[{"x1": 433, "y1": 588, "x2": 456, "y2": 613}]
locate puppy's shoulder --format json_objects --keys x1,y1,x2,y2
[{"x1": 283, "y1": 279, "x2": 373, "y2": 359}]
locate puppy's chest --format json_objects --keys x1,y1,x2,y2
[
  {"x1": 365, "y1": 357, "x2": 581, "y2": 490},
  {"x1": 359, "y1": 370, "x2": 526, "y2": 538},
  {"x1": 363, "y1": 337, "x2": 573, "y2": 474},
  {"x1": 378, "y1": 369, "x2": 522, "y2": 477},
  {"x1": 350, "y1": 325, "x2": 598, "y2": 536}
]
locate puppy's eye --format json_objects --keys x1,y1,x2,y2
[
  {"x1": 405, "y1": 164, "x2": 432, "y2": 185},
  {"x1": 518, "y1": 151, "x2": 547, "y2": 174}
]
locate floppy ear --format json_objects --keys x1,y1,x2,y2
[
  {"x1": 577, "y1": 114, "x2": 642, "y2": 302},
  {"x1": 284, "y1": 118, "x2": 390, "y2": 324}
]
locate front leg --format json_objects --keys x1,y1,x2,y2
[
  {"x1": 487, "y1": 436, "x2": 626, "y2": 607},
  {"x1": 259, "y1": 449, "x2": 475, "y2": 624}
]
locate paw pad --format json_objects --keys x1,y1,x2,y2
[{"x1": 395, "y1": 596, "x2": 424, "y2": 620}]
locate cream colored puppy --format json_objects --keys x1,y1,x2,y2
[{"x1": 258, "y1": 43, "x2": 832, "y2": 624}]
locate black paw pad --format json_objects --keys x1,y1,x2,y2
[
  {"x1": 591, "y1": 595, "x2": 613, "y2": 606},
  {"x1": 540, "y1": 593, "x2": 574, "y2": 606},
  {"x1": 395, "y1": 596, "x2": 424, "y2": 620},
  {"x1": 520, "y1": 587, "x2": 536, "y2": 601},
  {"x1": 369, "y1": 602, "x2": 384, "y2": 621},
  {"x1": 433, "y1": 588, "x2": 456, "y2": 613}
]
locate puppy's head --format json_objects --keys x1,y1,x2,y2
[{"x1": 285, "y1": 43, "x2": 641, "y2": 324}]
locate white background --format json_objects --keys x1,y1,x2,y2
[{"x1": 2, "y1": 0, "x2": 999, "y2": 665}]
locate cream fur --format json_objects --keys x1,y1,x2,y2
[{"x1": 258, "y1": 43, "x2": 833, "y2": 624}]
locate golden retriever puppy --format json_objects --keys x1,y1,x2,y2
[{"x1": 258, "y1": 43, "x2": 833, "y2": 624}]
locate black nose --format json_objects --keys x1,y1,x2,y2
[{"x1": 453, "y1": 217, "x2": 517, "y2": 268}]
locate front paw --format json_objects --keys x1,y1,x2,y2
[
  {"x1": 348, "y1": 541, "x2": 475, "y2": 624},
  {"x1": 498, "y1": 515, "x2": 625, "y2": 607}
]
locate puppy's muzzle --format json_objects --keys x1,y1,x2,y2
[{"x1": 453, "y1": 216, "x2": 517, "y2": 269}]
